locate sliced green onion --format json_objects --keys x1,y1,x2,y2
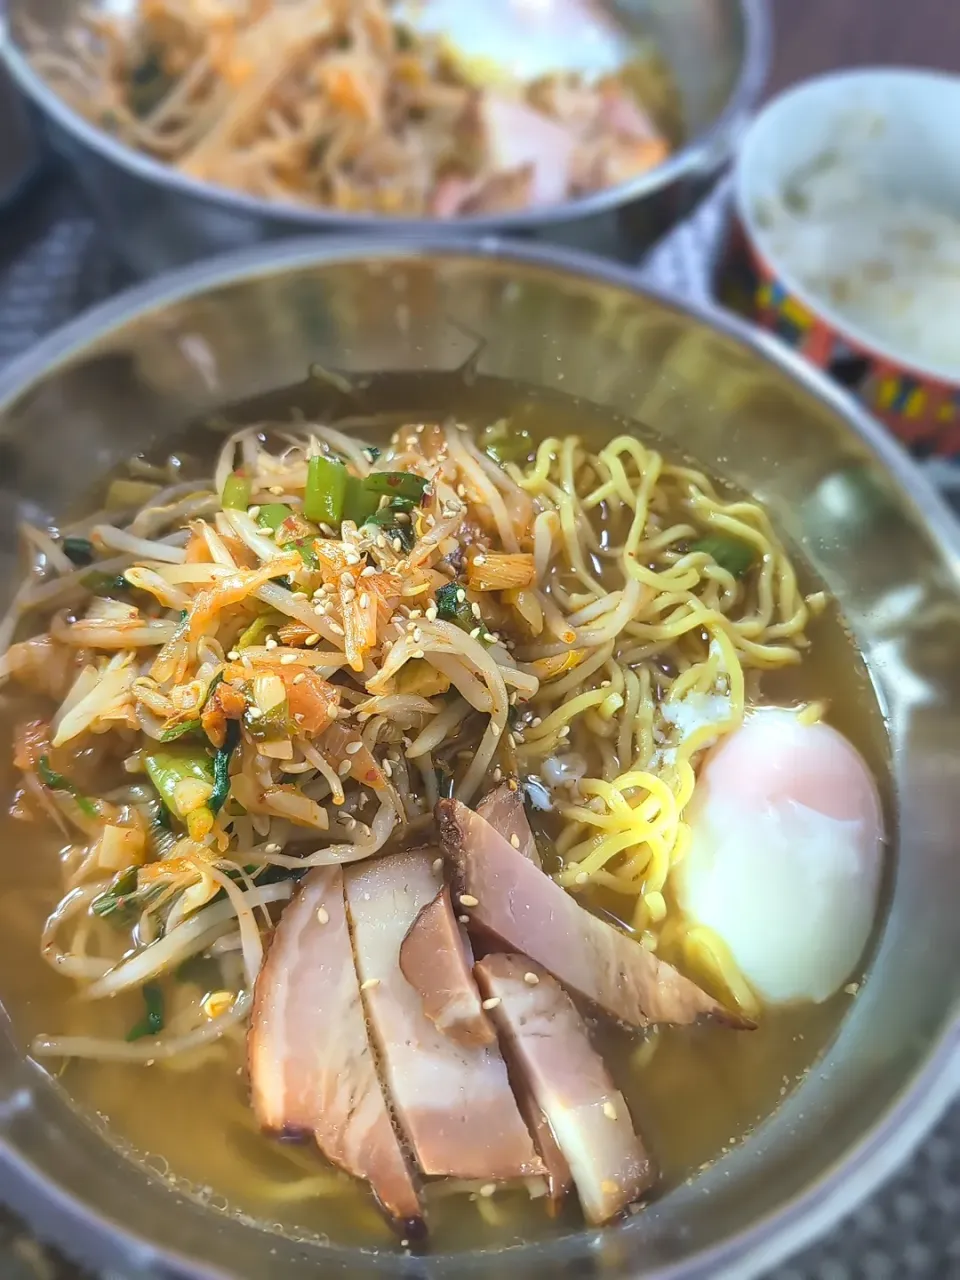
[
  {"x1": 144, "y1": 748, "x2": 214, "y2": 820},
  {"x1": 62, "y1": 536, "x2": 94, "y2": 567},
  {"x1": 480, "y1": 418, "x2": 533, "y2": 464},
  {"x1": 222, "y1": 472, "x2": 251, "y2": 510},
  {"x1": 157, "y1": 719, "x2": 202, "y2": 743},
  {"x1": 363, "y1": 471, "x2": 428, "y2": 502},
  {"x1": 211, "y1": 721, "x2": 240, "y2": 814},
  {"x1": 91, "y1": 868, "x2": 162, "y2": 927},
  {"x1": 81, "y1": 570, "x2": 128, "y2": 595},
  {"x1": 304, "y1": 455, "x2": 348, "y2": 524},
  {"x1": 37, "y1": 755, "x2": 98, "y2": 818},
  {"x1": 344, "y1": 475, "x2": 381, "y2": 526},
  {"x1": 237, "y1": 611, "x2": 284, "y2": 650},
  {"x1": 126, "y1": 983, "x2": 164, "y2": 1042},
  {"x1": 690, "y1": 534, "x2": 755, "y2": 579},
  {"x1": 256, "y1": 503, "x2": 293, "y2": 532}
]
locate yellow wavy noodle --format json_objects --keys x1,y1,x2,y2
[{"x1": 513, "y1": 433, "x2": 812, "y2": 977}]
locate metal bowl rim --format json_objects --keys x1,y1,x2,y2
[
  {"x1": 0, "y1": 0, "x2": 769, "y2": 231},
  {"x1": 0, "y1": 232, "x2": 956, "y2": 1280}
]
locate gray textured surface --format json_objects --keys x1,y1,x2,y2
[{"x1": 0, "y1": 174, "x2": 956, "y2": 1280}]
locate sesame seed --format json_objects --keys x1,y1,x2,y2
[
  {"x1": 408, "y1": 608, "x2": 422, "y2": 619},
  {"x1": 412, "y1": 649, "x2": 425, "y2": 659},
  {"x1": 471, "y1": 603, "x2": 482, "y2": 620},
  {"x1": 456, "y1": 589, "x2": 466, "y2": 604},
  {"x1": 319, "y1": 523, "x2": 336, "y2": 537},
  {"x1": 381, "y1": 758, "x2": 393, "y2": 777},
  {"x1": 345, "y1": 741, "x2": 363, "y2": 755},
  {"x1": 376, "y1": 534, "x2": 388, "y2": 549},
  {"x1": 456, "y1": 484, "x2": 466, "y2": 497},
  {"x1": 345, "y1": 551, "x2": 361, "y2": 566},
  {"x1": 530, "y1": 717, "x2": 542, "y2": 728},
  {"x1": 425, "y1": 605, "x2": 437, "y2": 621},
  {"x1": 575, "y1": 871, "x2": 589, "y2": 885},
  {"x1": 293, "y1": 672, "x2": 306, "y2": 685},
  {"x1": 469, "y1": 626, "x2": 481, "y2": 639},
  {"x1": 305, "y1": 633, "x2": 320, "y2": 646},
  {"x1": 558, "y1": 726, "x2": 571, "y2": 738},
  {"x1": 342, "y1": 588, "x2": 356, "y2": 604},
  {"x1": 360, "y1": 564, "x2": 377, "y2": 577},
  {"x1": 280, "y1": 653, "x2": 299, "y2": 665},
  {"x1": 392, "y1": 537, "x2": 403, "y2": 553},
  {"x1": 269, "y1": 485, "x2": 284, "y2": 496},
  {"x1": 360, "y1": 978, "x2": 380, "y2": 991},
  {"x1": 248, "y1": 505, "x2": 261, "y2": 518},
  {"x1": 359, "y1": 593, "x2": 369, "y2": 609},
  {"x1": 328, "y1": 620, "x2": 344, "y2": 635},
  {"x1": 431, "y1": 858, "x2": 443, "y2": 875},
  {"x1": 479, "y1": 1183, "x2": 496, "y2": 1198},
  {"x1": 227, "y1": 650, "x2": 240, "y2": 661},
  {"x1": 523, "y1": 971, "x2": 539, "y2": 986},
  {"x1": 458, "y1": 915, "x2": 469, "y2": 924},
  {"x1": 314, "y1": 603, "x2": 327, "y2": 616},
  {"x1": 510, "y1": 834, "x2": 521, "y2": 849},
  {"x1": 265, "y1": 843, "x2": 282, "y2": 854},
  {"x1": 507, "y1": 778, "x2": 517, "y2": 791},
  {"x1": 246, "y1": 707, "x2": 262, "y2": 719},
  {"x1": 490, "y1": 722, "x2": 501, "y2": 737},
  {"x1": 316, "y1": 906, "x2": 329, "y2": 925},
  {"x1": 338, "y1": 759, "x2": 352, "y2": 777},
  {"x1": 473, "y1": 553, "x2": 486, "y2": 565},
  {"x1": 483, "y1": 632, "x2": 498, "y2": 643},
  {"x1": 412, "y1": 626, "x2": 422, "y2": 642},
  {"x1": 459, "y1": 894, "x2": 479, "y2": 908},
  {"x1": 264, "y1": 637, "x2": 278, "y2": 650},
  {"x1": 481, "y1": 997, "x2": 501, "y2": 1011}
]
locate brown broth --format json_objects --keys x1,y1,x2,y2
[{"x1": 0, "y1": 375, "x2": 891, "y2": 1252}]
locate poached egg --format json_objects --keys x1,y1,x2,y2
[{"x1": 676, "y1": 709, "x2": 884, "y2": 1005}]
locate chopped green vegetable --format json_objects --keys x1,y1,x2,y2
[
  {"x1": 92, "y1": 868, "x2": 162, "y2": 927},
  {"x1": 256, "y1": 503, "x2": 294, "y2": 532},
  {"x1": 126, "y1": 983, "x2": 164, "y2": 1042},
  {"x1": 158, "y1": 719, "x2": 202, "y2": 743},
  {"x1": 127, "y1": 45, "x2": 173, "y2": 118},
  {"x1": 344, "y1": 474, "x2": 381, "y2": 526},
  {"x1": 363, "y1": 471, "x2": 429, "y2": 502},
  {"x1": 105, "y1": 478, "x2": 161, "y2": 511},
  {"x1": 62, "y1": 536, "x2": 94, "y2": 567},
  {"x1": 304, "y1": 455, "x2": 348, "y2": 525},
  {"x1": 222, "y1": 472, "x2": 251, "y2": 510},
  {"x1": 435, "y1": 582, "x2": 473, "y2": 629},
  {"x1": 237, "y1": 611, "x2": 284, "y2": 650},
  {"x1": 290, "y1": 538, "x2": 319, "y2": 570},
  {"x1": 690, "y1": 534, "x2": 756, "y2": 579},
  {"x1": 81, "y1": 570, "x2": 129, "y2": 595},
  {"x1": 211, "y1": 721, "x2": 240, "y2": 814},
  {"x1": 144, "y1": 748, "x2": 215, "y2": 820},
  {"x1": 367, "y1": 497, "x2": 415, "y2": 522},
  {"x1": 37, "y1": 755, "x2": 98, "y2": 818},
  {"x1": 480, "y1": 418, "x2": 534, "y2": 464}
]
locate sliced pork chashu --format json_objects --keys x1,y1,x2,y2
[
  {"x1": 475, "y1": 954, "x2": 654, "y2": 1224},
  {"x1": 399, "y1": 882, "x2": 495, "y2": 1048},
  {"x1": 345, "y1": 849, "x2": 544, "y2": 1182},
  {"x1": 476, "y1": 781, "x2": 540, "y2": 866},
  {"x1": 248, "y1": 867, "x2": 421, "y2": 1229},
  {"x1": 437, "y1": 798, "x2": 751, "y2": 1030}
]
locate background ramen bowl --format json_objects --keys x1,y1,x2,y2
[
  {"x1": 734, "y1": 68, "x2": 960, "y2": 458},
  {"x1": 0, "y1": 0, "x2": 768, "y2": 275},
  {"x1": 0, "y1": 240, "x2": 958, "y2": 1279}
]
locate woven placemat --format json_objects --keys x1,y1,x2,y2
[{"x1": 0, "y1": 172, "x2": 956, "y2": 1280}]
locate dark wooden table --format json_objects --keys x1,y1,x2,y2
[{"x1": 771, "y1": 0, "x2": 960, "y2": 93}]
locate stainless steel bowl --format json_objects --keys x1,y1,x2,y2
[
  {"x1": 0, "y1": 0, "x2": 768, "y2": 275},
  {"x1": 0, "y1": 239, "x2": 957, "y2": 1280}
]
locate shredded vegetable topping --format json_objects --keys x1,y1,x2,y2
[
  {"x1": 24, "y1": 0, "x2": 672, "y2": 216},
  {"x1": 1, "y1": 413, "x2": 815, "y2": 1067}
]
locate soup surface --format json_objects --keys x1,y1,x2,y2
[{"x1": 0, "y1": 377, "x2": 889, "y2": 1252}]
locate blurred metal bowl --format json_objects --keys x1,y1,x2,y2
[
  {"x1": 0, "y1": 0, "x2": 768, "y2": 275},
  {"x1": 0, "y1": 237, "x2": 957, "y2": 1279}
]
